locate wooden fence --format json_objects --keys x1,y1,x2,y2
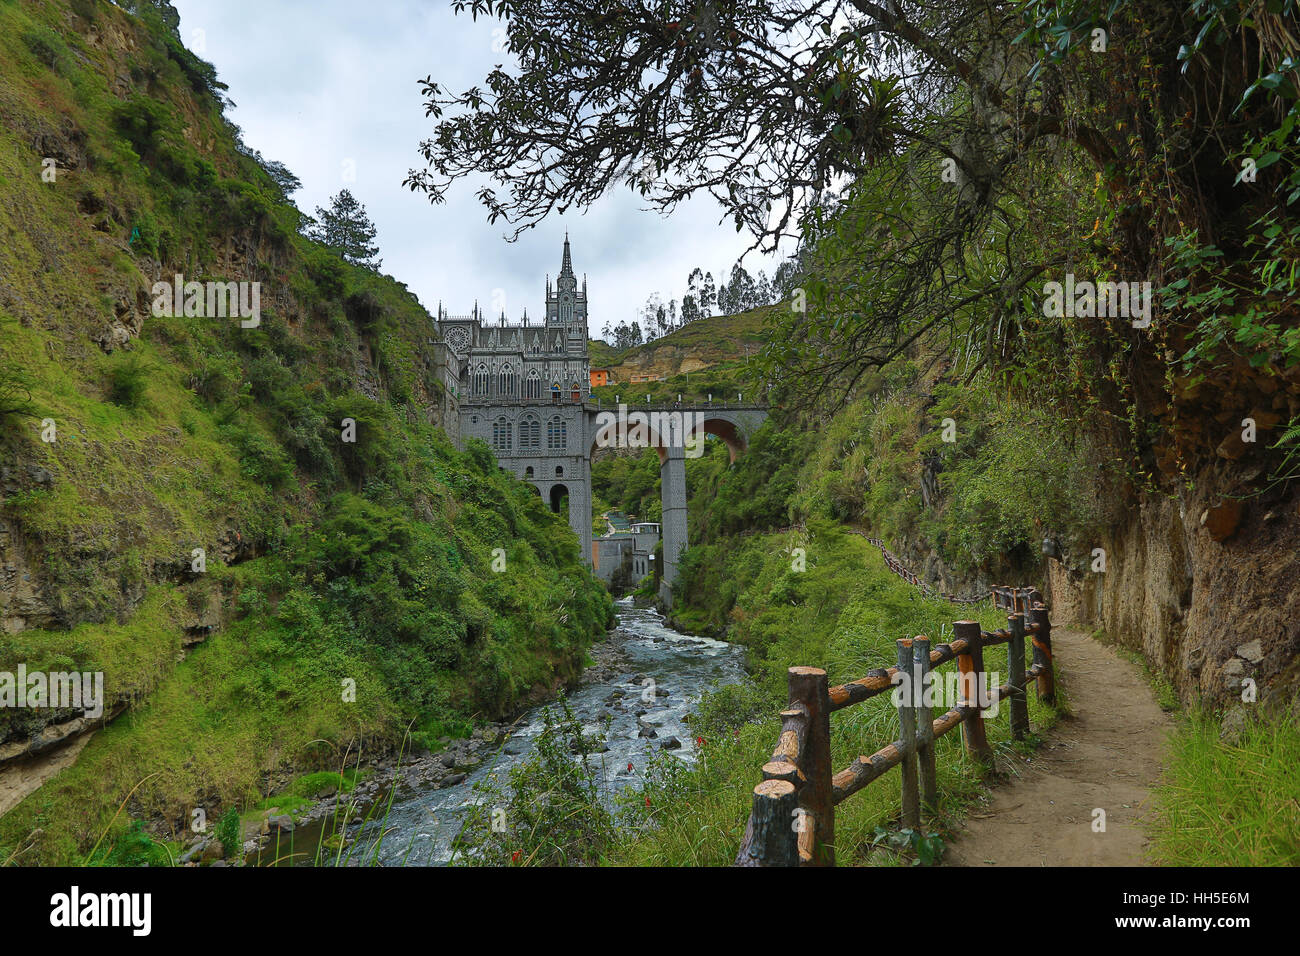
[
  {"x1": 856, "y1": 533, "x2": 987, "y2": 605},
  {"x1": 734, "y1": 589, "x2": 1056, "y2": 867}
]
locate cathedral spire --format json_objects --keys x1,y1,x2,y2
[{"x1": 560, "y1": 232, "x2": 574, "y2": 278}]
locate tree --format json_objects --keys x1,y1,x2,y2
[
  {"x1": 699, "y1": 272, "x2": 716, "y2": 318},
  {"x1": 680, "y1": 293, "x2": 700, "y2": 324},
  {"x1": 640, "y1": 293, "x2": 664, "y2": 341},
  {"x1": 236, "y1": 143, "x2": 302, "y2": 200},
  {"x1": 408, "y1": 0, "x2": 1300, "y2": 477},
  {"x1": 771, "y1": 257, "x2": 802, "y2": 301},
  {"x1": 610, "y1": 320, "x2": 643, "y2": 350},
  {"x1": 308, "y1": 189, "x2": 382, "y2": 271},
  {"x1": 723, "y1": 262, "x2": 755, "y2": 314}
]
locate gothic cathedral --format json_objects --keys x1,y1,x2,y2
[{"x1": 440, "y1": 236, "x2": 595, "y2": 562}]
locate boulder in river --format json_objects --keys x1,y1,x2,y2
[{"x1": 658, "y1": 736, "x2": 682, "y2": 750}]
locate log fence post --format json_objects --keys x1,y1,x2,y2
[
  {"x1": 896, "y1": 639, "x2": 920, "y2": 829},
  {"x1": 912, "y1": 636, "x2": 937, "y2": 811},
  {"x1": 788, "y1": 666, "x2": 834, "y2": 866},
  {"x1": 953, "y1": 621, "x2": 994, "y2": 764},
  {"x1": 1030, "y1": 604, "x2": 1055, "y2": 704},
  {"x1": 735, "y1": 780, "x2": 801, "y2": 867},
  {"x1": 1007, "y1": 613, "x2": 1030, "y2": 740}
]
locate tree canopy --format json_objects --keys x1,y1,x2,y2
[
  {"x1": 410, "y1": 0, "x2": 1299, "y2": 486},
  {"x1": 309, "y1": 189, "x2": 383, "y2": 271}
]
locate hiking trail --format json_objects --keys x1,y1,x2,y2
[{"x1": 943, "y1": 627, "x2": 1174, "y2": 866}]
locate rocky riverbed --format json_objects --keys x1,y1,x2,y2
[{"x1": 212, "y1": 597, "x2": 742, "y2": 866}]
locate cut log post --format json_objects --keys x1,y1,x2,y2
[
  {"x1": 912, "y1": 636, "x2": 937, "y2": 812},
  {"x1": 1030, "y1": 604, "x2": 1056, "y2": 704},
  {"x1": 734, "y1": 780, "x2": 800, "y2": 867},
  {"x1": 1007, "y1": 613, "x2": 1030, "y2": 740},
  {"x1": 788, "y1": 666, "x2": 834, "y2": 866},
  {"x1": 896, "y1": 639, "x2": 920, "y2": 830},
  {"x1": 953, "y1": 621, "x2": 994, "y2": 764}
]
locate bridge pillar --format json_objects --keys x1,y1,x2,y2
[
  {"x1": 659, "y1": 441, "x2": 687, "y2": 603},
  {"x1": 575, "y1": 472, "x2": 593, "y2": 566}
]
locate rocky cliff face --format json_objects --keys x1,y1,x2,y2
[
  {"x1": 611, "y1": 343, "x2": 715, "y2": 381},
  {"x1": 887, "y1": 453, "x2": 1298, "y2": 717},
  {"x1": 1044, "y1": 468, "x2": 1299, "y2": 716}
]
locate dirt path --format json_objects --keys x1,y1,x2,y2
[{"x1": 943, "y1": 627, "x2": 1174, "y2": 866}]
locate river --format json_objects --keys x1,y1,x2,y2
[{"x1": 267, "y1": 598, "x2": 744, "y2": 866}]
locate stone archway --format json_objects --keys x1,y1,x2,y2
[{"x1": 583, "y1": 404, "x2": 767, "y2": 603}]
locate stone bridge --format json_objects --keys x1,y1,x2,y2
[
  {"x1": 582, "y1": 402, "x2": 768, "y2": 602},
  {"x1": 462, "y1": 395, "x2": 767, "y2": 602}
]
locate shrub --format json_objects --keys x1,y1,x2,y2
[
  {"x1": 107, "y1": 353, "x2": 151, "y2": 409},
  {"x1": 21, "y1": 28, "x2": 69, "y2": 71},
  {"x1": 215, "y1": 806, "x2": 241, "y2": 859},
  {"x1": 113, "y1": 95, "x2": 178, "y2": 155},
  {"x1": 87, "y1": 820, "x2": 172, "y2": 867},
  {"x1": 0, "y1": 366, "x2": 36, "y2": 429}
]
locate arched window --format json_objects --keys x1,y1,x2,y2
[
  {"x1": 550, "y1": 383, "x2": 561, "y2": 404},
  {"x1": 520, "y1": 416, "x2": 540, "y2": 450},
  {"x1": 491, "y1": 417, "x2": 512, "y2": 453},
  {"x1": 525, "y1": 368, "x2": 541, "y2": 400},
  {"x1": 498, "y1": 363, "x2": 517, "y2": 398},
  {"x1": 555, "y1": 466, "x2": 564, "y2": 478},
  {"x1": 473, "y1": 364, "x2": 489, "y2": 397},
  {"x1": 524, "y1": 466, "x2": 534, "y2": 478},
  {"x1": 570, "y1": 382, "x2": 581, "y2": 403},
  {"x1": 547, "y1": 417, "x2": 566, "y2": 452}
]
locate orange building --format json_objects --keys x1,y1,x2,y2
[{"x1": 590, "y1": 368, "x2": 611, "y2": 387}]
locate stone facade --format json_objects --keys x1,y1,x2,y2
[{"x1": 444, "y1": 237, "x2": 596, "y2": 560}]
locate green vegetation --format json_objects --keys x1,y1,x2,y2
[
  {"x1": 0, "y1": 0, "x2": 611, "y2": 866},
  {"x1": 1151, "y1": 711, "x2": 1300, "y2": 866},
  {"x1": 215, "y1": 806, "x2": 241, "y2": 859},
  {"x1": 453, "y1": 697, "x2": 616, "y2": 866}
]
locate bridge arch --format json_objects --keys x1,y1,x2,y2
[
  {"x1": 548, "y1": 482, "x2": 569, "y2": 514},
  {"x1": 582, "y1": 404, "x2": 768, "y2": 603}
]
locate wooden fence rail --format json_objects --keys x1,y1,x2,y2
[
  {"x1": 855, "y1": 533, "x2": 988, "y2": 605},
  {"x1": 735, "y1": 591, "x2": 1055, "y2": 867}
]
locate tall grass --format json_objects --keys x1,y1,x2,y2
[{"x1": 1150, "y1": 710, "x2": 1300, "y2": 866}]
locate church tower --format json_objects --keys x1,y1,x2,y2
[{"x1": 546, "y1": 233, "x2": 588, "y2": 354}]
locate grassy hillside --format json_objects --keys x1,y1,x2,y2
[
  {"x1": 0, "y1": 0, "x2": 611, "y2": 865},
  {"x1": 588, "y1": 305, "x2": 772, "y2": 379}
]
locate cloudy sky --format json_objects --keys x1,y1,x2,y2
[{"x1": 169, "y1": 0, "x2": 785, "y2": 338}]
